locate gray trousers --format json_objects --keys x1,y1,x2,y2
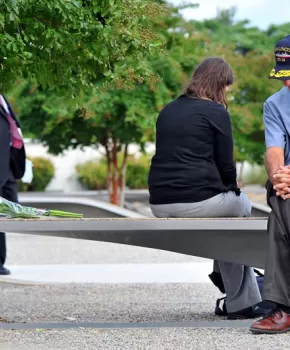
[{"x1": 151, "y1": 191, "x2": 262, "y2": 312}]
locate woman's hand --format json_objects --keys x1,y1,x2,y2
[{"x1": 236, "y1": 180, "x2": 243, "y2": 188}]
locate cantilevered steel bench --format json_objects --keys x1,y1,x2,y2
[{"x1": 0, "y1": 217, "x2": 268, "y2": 269}]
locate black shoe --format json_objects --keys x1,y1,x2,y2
[
  {"x1": 227, "y1": 305, "x2": 271, "y2": 320},
  {"x1": 0, "y1": 267, "x2": 11, "y2": 275}
]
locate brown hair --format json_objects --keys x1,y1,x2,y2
[{"x1": 184, "y1": 57, "x2": 234, "y2": 107}]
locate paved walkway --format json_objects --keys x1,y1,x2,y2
[
  {"x1": 0, "y1": 282, "x2": 286, "y2": 350},
  {"x1": 2, "y1": 262, "x2": 213, "y2": 284},
  {"x1": 1, "y1": 327, "x2": 288, "y2": 350},
  {"x1": 2, "y1": 233, "x2": 212, "y2": 285},
  {"x1": 0, "y1": 194, "x2": 279, "y2": 350}
]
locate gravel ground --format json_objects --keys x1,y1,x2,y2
[
  {"x1": 0, "y1": 283, "x2": 220, "y2": 323},
  {"x1": 0, "y1": 328, "x2": 288, "y2": 350}
]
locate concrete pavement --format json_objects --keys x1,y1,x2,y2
[
  {"x1": 0, "y1": 282, "x2": 286, "y2": 350},
  {"x1": 2, "y1": 263, "x2": 213, "y2": 284},
  {"x1": 0, "y1": 226, "x2": 282, "y2": 350},
  {"x1": 2, "y1": 328, "x2": 289, "y2": 350}
]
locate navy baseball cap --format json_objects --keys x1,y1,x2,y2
[{"x1": 269, "y1": 34, "x2": 290, "y2": 80}]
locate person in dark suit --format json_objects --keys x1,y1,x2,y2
[{"x1": 0, "y1": 95, "x2": 26, "y2": 275}]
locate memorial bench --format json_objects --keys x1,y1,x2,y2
[{"x1": 0, "y1": 217, "x2": 268, "y2": 269}]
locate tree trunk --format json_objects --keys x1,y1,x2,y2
[
  {"x1": 104, "y1": 144, "x2": 113, "y2": 203},
  {"x1": 119, "y1": 144, "x2": 129, "y2": 208},
  {"x1": 104, "y1": 138, "x2": 128, "y2": 206},
  {"x1": 111, "y1": 139, "x2": 119, "y2": 205}
]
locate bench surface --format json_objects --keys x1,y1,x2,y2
[{"x1": 0, "y1": 217, "x2": 268, "y2": 269}]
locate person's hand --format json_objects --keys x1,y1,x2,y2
[
  {"x1": 236, "y1": 180, "x2": 243, "y2": 188},
  {"x1": 273, "y1": 166, "x2": 290, "y2": 199}
]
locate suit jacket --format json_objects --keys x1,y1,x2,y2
[
  {"x1": 0, "y1": 96, "x2": 26, "y2": 187},
  {"x1": 0, "y1": 106, "x2": 11, "y2": 188}
]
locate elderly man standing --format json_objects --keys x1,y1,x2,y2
[
  {"x1": 0, "y1": 94, "x2": 26, "y2": 275},
  {"x1": 250, "y1": 35, "x2": 290, "y2": 334}
]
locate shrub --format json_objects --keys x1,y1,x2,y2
[
  {"x1": 76, "y1": 154, "x2": 151, "y2": 190},
  {"x1": 126, "y1": 155, "x2": 150, "y2": 189},
  {"x1": 76, "y1": 161, "x2": 107, "y2": 190},
  {"x1": 18, "y1": 157, "x2": 55, "y2": 192}
]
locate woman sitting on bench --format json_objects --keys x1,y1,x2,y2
[{"x1": 148, "y1": 57, "x2": 267, "y2": 319}]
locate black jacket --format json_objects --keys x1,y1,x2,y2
[
  {"x1": 0, "y1": 97, "x2": 25, "y2": 187},
  {"x1": 148, "y1": 95, "x2": 239, "y2": 205}
]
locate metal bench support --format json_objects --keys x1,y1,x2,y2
[{"x1": 0, "y1": 218, "x2": 268, "y2": 269}]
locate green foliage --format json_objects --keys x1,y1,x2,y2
[
  {"x1": 224, "y1": 49, "x2": 280, "y2": 164},
  {"x1": 18, "y1": 157, "x2": 55, "y2": 192},
  {"x1": 8, "y1": 4, "x2": 290, "y2": 175},
  {"x1": 126, "y1": 155, "x2": 151, "y2": 189},
  {"x1": 0, "y1": 0, "x2": 165, "y2": 93},
  {"x1": 11, "y1": 2, "x2": 207, "y2": 156},
  {"x1": 190, "y1": 8, "x2": 289, "y2": 54},
  {"x1": 76, "y1": 160, "x2": 107, "y2": 190},
  {"x1": 77, "y1": 154, "x2": 151, "y2": 190}
]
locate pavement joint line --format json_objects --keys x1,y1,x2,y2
[
  {"x1": 0, "y1": 279, "x2": 48, "y2": 286},
  {"x1": 0, "y1": 320, "x2": 253, "y2": 330}
]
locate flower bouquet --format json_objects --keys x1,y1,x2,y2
[{"x1": 0, "y1": 196, "x2": 83, "y2": 219}]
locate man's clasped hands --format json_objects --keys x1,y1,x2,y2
[{"x1": 273, "y1": 165, "x2": 290, "y2": 199}]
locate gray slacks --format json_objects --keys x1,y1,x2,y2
[{"x1": 151, "y1": 191, "x2": 262, "y2": 312}]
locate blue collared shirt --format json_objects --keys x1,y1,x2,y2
[{"x1": 264, "y1": 87, "x2": 290, "y2": 165}]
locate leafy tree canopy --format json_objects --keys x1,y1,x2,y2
[
  {"x1": 7, "y1": 2, "x2": 289, "y2": 200},
  {"x1": 0, "y1": 0, "x2": 165, "y2": 93}
]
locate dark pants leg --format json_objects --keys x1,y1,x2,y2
[
  {"x1": 263, "y1": 212, "x2": 290, "y2": 306},
  {"x1": 0, "y1": 172, "x2": 18, "y2": 267},
  {"x1": 263, "y1": 183, "x2": 290, "y2": 308},
  {"x1": 0, "y1": 233, "x2": 6, "y2": 266}
]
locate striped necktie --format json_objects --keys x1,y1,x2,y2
[{"x1": 0, "y1": 96, "x2": 23, "y2": 149}]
